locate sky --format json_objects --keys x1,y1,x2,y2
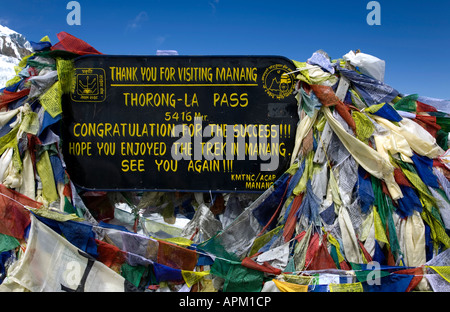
[{"x1": 1, "y1": 0, "x2": 449, "y2": 99}]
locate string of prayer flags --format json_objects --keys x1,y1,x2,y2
[{"x1": 0, "y1": 31, "x2": 450, "y2": 292}]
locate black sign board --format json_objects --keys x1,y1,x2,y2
[{"x1": 62, "y1": 55, "x2": 299, "y2": 192}]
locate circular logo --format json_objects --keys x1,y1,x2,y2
[{"x1": 262, "y1": 64, "x2": 295, "y2": 100}]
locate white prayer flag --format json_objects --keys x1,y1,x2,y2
[{"x1": 1, "y1": 215, "x2": 131, "y2": 292}]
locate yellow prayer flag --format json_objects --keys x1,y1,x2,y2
[
  {"x1": 181, "y1": 270, "x2": 210, "y2": 288},
  {"x1": 199, "y1": 278, "x2": 218, "y2": 292},
  {"x1": 40, "y1": 35, "x2": 51, "y2": 43},
  {"x1": 329, "y1": 282, "x2": 363, "y2": 292},
  {"x1": 18, "y1": 54, "x2": 34, "y2": 68},
  {"x1": 249, "y1": 225, "x2": 283, "y2": 257},
  {"x1": 272, "y1": 279, "x2": 308, "y2": 292},
  {"x1": 352, "y1": 111, "x2": 375, "y2": 142},
  {"x1": 402, "y1": 168, "x2": 436, "y2": 208},
  {"x1": 27, "y1": 207, "x2": 83, "y2": 222},
  {"x1": 56, "y1": 59, "x2": 74, "y2": 94},
  {"x1": 19, "y1": 112, "x2": 40, "y2": 135},
  {"x1": 426, "y1": 266, "x2": 450, "y2": 284},
  {"x1": 282, "y1": 274, "x2": 313, "y2": 285},
  {"x1": 5, "y1": 76, "x2": 21, "y2": 88},
  {"x1": 364, "y1": 102, "x2": 385, "y2": 115},
  {"x1": 159, "y1": 236, "x2": 193, "y2": 247},
  {"x1": 327, "y1": 233, "x2": 346, "y2": 264},
  {"x1": 373, "y1": 208, "x2": 390, "y2": 247},
  {"x1": 40, "y1": 81, "x2": 63, "y2": 118},
  {"x1": 293, "y1": 151, "x2": 314, "y2": 195},
  {"x1": 36, "y1": 150, "x2": 59, "y2": 204}
]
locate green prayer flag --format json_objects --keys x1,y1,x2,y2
[
  {"x1": 121, "y1": 263, "x2": 146, "y2": 287},
  {"x1": 223, "y1": 264, "x2": 264, "y2": 292},
  {"x1": 393, "y1": 94, "x2": 419, "y2": 112},
  {"x1": 0, "y1": 233, "x2": 20, "y2": 253}
]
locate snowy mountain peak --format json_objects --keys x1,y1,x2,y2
[
  {"x1": 0, "y1": 25, "x2": 32, "y2": 60},
  {"x1": 0, "y1": 25, "x2": 17, "y2": 37},
  {"x1": 0, "y1": 25, "x2": 33, "y2": 88}
]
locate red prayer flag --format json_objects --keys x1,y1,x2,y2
[
  {"x1": 51, "y1": 32, "x2": 102, "y2": 55},
  {"x1": 95, "y1": 239, "x2": 126, "y2": 272},
  {"x1": 0, "y1": 184, "x2": 42, "y2": 239},
  {"x1": 310, "y1": 84, "x2": 341, "y2": 107},
  {"x1": 308, "y1": 240, "x2": 337, "y2": 270},
  {"x1": 241, "y1": 257, "x2": 282, "y2": 275},
  {"x1": 283, "y1": 194, "x2": 304, "y2": 242},
  {"x1": 0, "y1": 89, "x2": 30, "y2": 110},
  {"x1": 157, "y1": 240, "x2": 198, "y2": 271}
]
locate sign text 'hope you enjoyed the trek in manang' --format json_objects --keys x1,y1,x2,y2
[{"x1": 62, "y1": 55, "x2": 299, "y2": 192}]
